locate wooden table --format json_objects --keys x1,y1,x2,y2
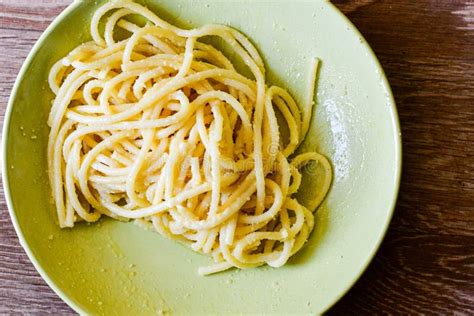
[{"x1": 1, "y1": 0, "x2": 473, "y2": 314}]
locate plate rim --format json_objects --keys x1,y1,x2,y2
[
  {"x1": 2, "y1": 1, "x2": 402, "y2": 313},
  {"x1": 2, "y1": 3, "x2": 89, "y2": 313},
  {"x1": 320, "y1": 2, "x2": 402, "y2": 311}
]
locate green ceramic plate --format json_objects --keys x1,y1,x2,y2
[{"x1": 3, "y1": 0, "x2": 401, "y2": 314}]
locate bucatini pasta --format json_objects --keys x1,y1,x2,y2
[{"x1": 47, "y1": 0, "x2": 332, "y2": 275}]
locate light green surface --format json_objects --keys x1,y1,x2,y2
[{"x1": 3, "y1": 0, "x2": 401, "y2": 314}]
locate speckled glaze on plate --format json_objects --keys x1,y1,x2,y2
[{"x1": 3, "y1": 0, "x2": 401, "y2": 314}]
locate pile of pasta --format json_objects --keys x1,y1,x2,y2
[{"x1": 48, "y1": 0, "x2": 331, "y2": 275}]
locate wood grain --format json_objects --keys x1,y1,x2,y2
[{"x1": 0, "y1": 0, "x2": 473, "y2": 314}]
